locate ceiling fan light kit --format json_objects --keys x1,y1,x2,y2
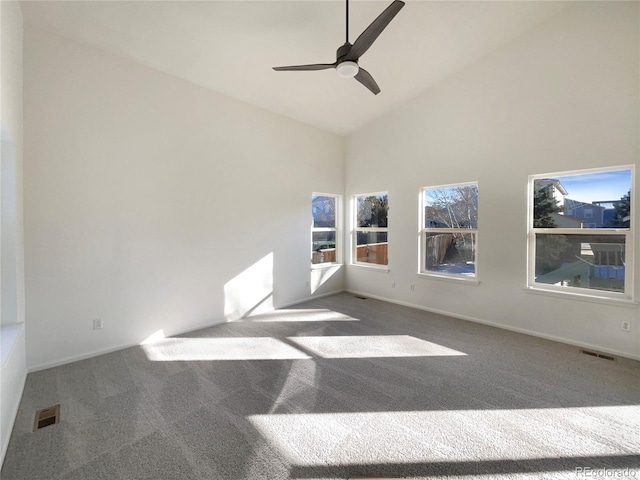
[
  {"x1": 273, "y1": 0, "x2": 405, "y2": 95},
  {"x1": 336, "y1": 61, "x2": 359, "y2": 78}
]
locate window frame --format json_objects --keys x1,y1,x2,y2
[
  {"x1": 311, "y1": 193, "x2": 341, "y2": 269},
  {"x1": 351, "y1": 191, "x2": 389, "y2": 270},
  {"x1": 527, "y1": 165, "x2": 635, "y2": 301},
  {"x1": 418, "y1": 181, "x2": 479, "y2": 283}
]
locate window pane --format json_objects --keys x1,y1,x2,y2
[
  {"x1": 312, "y1": 195, "x2": 336, "y2": 228},
  {"x1": 533, "y1": 170, "x2": 631, "y2": 229},
  {"x1": 425, "y1": 232, "x2": 476, "y2": 276},
  {"x1": 357, "y1": 194, "x2": 388, "y2": 228},
  {"x1": 424, "y1": 185, "x2": 478, "y2": 229},
  {"x1": 535, "y1": 233, "x2": 626, "y2": 293},
  {"x1": 356, "y1": 231, "x2": 388, "y2": 265},
  {"x1": 312, "y1": 231, "x2": 336, "y2": 264}
]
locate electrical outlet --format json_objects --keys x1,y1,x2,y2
[
  {"x1": 621, "y1": 321, "x2": 631, "y2": 332},
  {"x1": 391, "y1": 281, "x2": 396, "y2": 288},
  {"x1": 410, "y1": 284, "x2": 415, "y2": 291},
  {"x1": 93, "y1": 318, "x2": 103, "y2": 330}
]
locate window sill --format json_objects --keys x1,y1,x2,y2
[
  {"x1": 310, "y1": 263, "x2": 343, "y2": 271},
  {"x1": 349, "y1": 263, "x2": 390, "y2": 273},
  {"x1": 524, "y1": 286, "x2": 638, "y2": 308},
  {"x1": 417, "y1": 272, "x2": 480, "y2": 286}
]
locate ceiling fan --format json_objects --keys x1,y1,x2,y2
[{"x1": 273, "y1": 0, "x2": 405, "y2": 95}]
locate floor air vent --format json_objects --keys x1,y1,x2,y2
[
  {"x1": 33, "y1": 405, "x2": 60, "y2": 432},
  {"x1": 354, "y1": 295, "x2": 367, "y2": 300},
  {"x1": 581, "y1": 350, "x2": 615, "y2": 361}
]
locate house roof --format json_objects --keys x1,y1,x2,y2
[
  {"x1": 565, "y1": 199, "x2": 605, "y2": 211},
  {"x1": 538, "y1": 179, "x2": 569, "y2": 196}
]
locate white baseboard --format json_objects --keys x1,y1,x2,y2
[
  {"x1": 1, "y1": 325, "x2": 27, "y2": 467},
  {"x1": 28, "y1": 289, "x2": 347, "y2": 373},
  {"x1": 278, "y1": 289, "x2": 346, "y2": 309},
  {"x1": 0, "y1": 372, "x2": 25, "y2": 467},
  {"x1": 28, "y1": 316, "x2": 230, "y2": 373},
  {"x1": 346, "y1": 289, "x2": 640, "y2": 362}
]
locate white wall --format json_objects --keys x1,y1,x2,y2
[
  {"x1": 23, "y1": 28, "x2": 345, "y2": 370},
  {"x1": 346, "y1": 2, "x2": 640, "y2": 359},
  {"x1": 0, "y1": 0, "x2": 27, "y2": 466}
]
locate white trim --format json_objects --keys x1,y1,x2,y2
[
  {"x1": 351, "y1": 191, "x2": 390, "y2": 269},
  {"x1": 419, "y1": 182, "x2": 479, "y2": 280},
  {"x1": 278, "y1": 288, "x2": 346, "y2": 309},
  {"x1": 1, "y1": 324, "x2": 27, "y2": 466},
  {"x1": 348, "y1": 263, "x2": 390, "y2": 273},
  {"x1": 421, "y1": 180, "x2": 479, "y2": 190},
  {"x1": 529, "y1": 164, "x2": 635, "y2": 180},
  {"x1": 352, "y1": 190, "x2": 389, "y2": 198},
  {"x1": 355, "y1": 227, "x2": 389, "y2": 233},
  {"x1": 310, "y1": 262, "x2": 343, "y2": 271},
  {"x1": 417, "y1": 272, "x2": 480, "y2": 285},
  {"x1": 523, "y1": 286, "x2": 639, "y2": 308},
  {"x1": 311, "y1": 192, "x2": 341, "y2": 266},
  {"x1": 533, "y1": 228, "x2": 629, "y2": 235},
  {"x1": 1, "y1": 371, "x2": 25, "y2": 466},
  {"x1": 527, "y1": 166, "x2": 635, "y2": 301},
  {"x1": 346, "y1": 289, "x2": 640, "y2": 361}
]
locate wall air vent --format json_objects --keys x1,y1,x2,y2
[
  {"x1": 33, "y1": 405, "x2": 60, "y2": 432},
  {"x1": 581, "y1": 349, "x2": 615, "y2": 361}
]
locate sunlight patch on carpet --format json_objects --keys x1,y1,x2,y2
[
  {"x1": 239, "y1": 308, "x2": 359, "y2": 323},
  {"x1": 248, "y1": 406, "x2": 640, "y2": 467},
  {"x1": 142, "y1": 337, "x2": 311, "y2": 361},
  {"x1": 287, "y1": 335, "x2": 466, "y2": 358}
]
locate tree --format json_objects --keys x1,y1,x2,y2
[
  {"x1": 533, "y1": 180, "x2": 561, "y2": 227},
  {"x1": 532, "y1": 180, "x2": 570, "y2": 275},
  {"x1": 358, "y1": 195, "x2": 387, "y2": 227},
  {"x1": 423, "y1": 186, "x2": 478, "y2": 268},
  {"x1": 424, "y1": 186, "x2": 477, "y2": 228},
  {"x1": 612, "y1": 190, "x2": 631, "y2": 228}
]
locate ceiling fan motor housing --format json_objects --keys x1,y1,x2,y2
[{"x1": 336, "y1": 42, "x2": 354, "y2": 63}]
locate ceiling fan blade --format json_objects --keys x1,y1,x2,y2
[
  {"x1": 346, "y1": 0, "x2": 405, "y2": 61},
  {"x1": 354, "y1": 67, "x2": 380, "y2": 95},
  {"x1": 273, "y1": 63, "x2": 336, "y2": 71}
]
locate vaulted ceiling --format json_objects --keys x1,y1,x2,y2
[{"x1": 21, "y1": 1, "x2": 571, "y2": 135}]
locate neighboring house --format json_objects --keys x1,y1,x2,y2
[
  {"x1": 550, "y1": 212, "x2": 582, "y2": 228},
  {"x1": 564, "y1": 199, "x2": 606, "y2": 228},
  {"x1": 312, "y1": 196, "x2": 335, "y2": 228},
  {"x1": 538, "y1": 178, "x2": 568, "y2": 211},
  {"x1": 592, "y1": 200, "x2": 618, "y2": 227}
]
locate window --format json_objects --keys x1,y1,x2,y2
[
  {"x1": 529, "y1": 167, "x2": 633, "y2": 299},
  {"x1": 353, "y1": 192, "x2": 388, "y2": 267},
  {"x1": 312, "y1": 194, "x2": 340, "y2": 266},
  {"x1": 420, "y1": 183, "x2": 478, "y2": 279}
]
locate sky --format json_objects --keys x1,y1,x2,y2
[{"x1": 555, "y1": 169, "x2": 631, "y2": 204}]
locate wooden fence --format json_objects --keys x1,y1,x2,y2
[
  {"x1": 425, "y1": 234, "x2": 454, "y2": 268},
  {"x1": 312, "y1": 248, "x2": 336, "y2": 264},
  {"x1": 356, "y1": 242, "x2": 388, "y2": 265},
  {"x1": 312, "y1": 243, "x2": 389, "y2": 265}
]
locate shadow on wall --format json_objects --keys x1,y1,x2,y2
[
  {"x1": 224, "y1": 252, "x2": 274, "y2": 321},
  {"x1": 310, "y1": 264, "x2": 341, "y2": 294},
  {"x1": 140, "y1": 253, "x2": 275, "y2": 347}
]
